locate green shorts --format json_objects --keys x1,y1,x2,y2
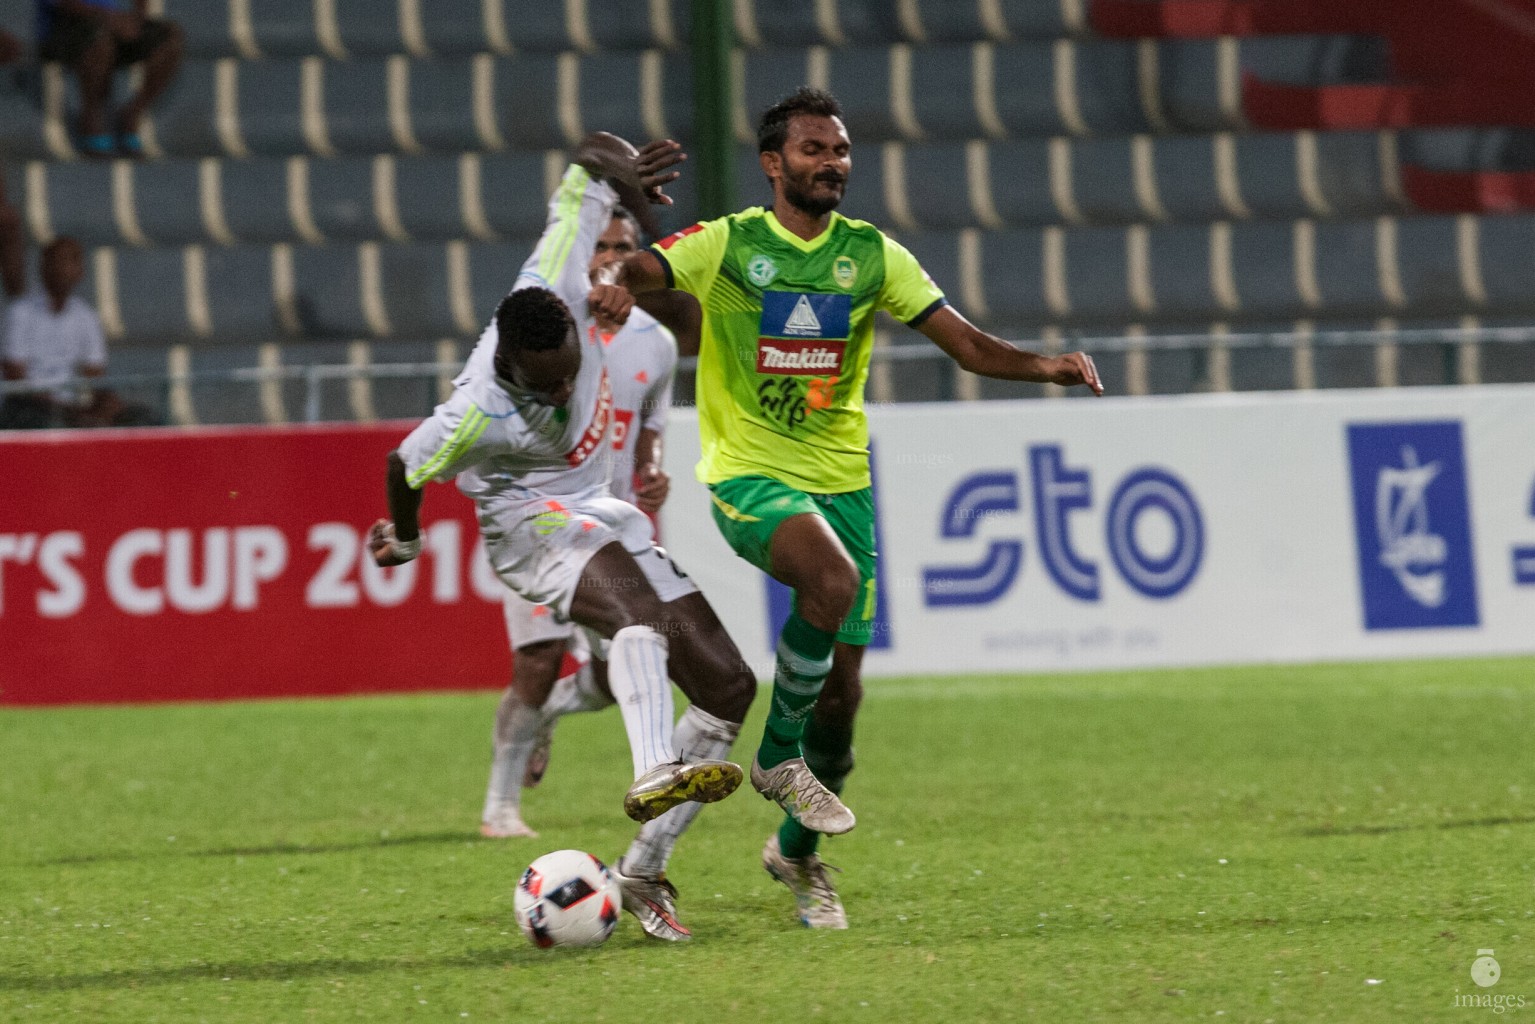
[{"x1": 708, "y1": 475, "x2": 879, "y2": 646}]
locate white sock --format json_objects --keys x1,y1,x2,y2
[
  {"x1": 540, "y1": 660, "x2": 613, "y2": 721},
  {"x1": 607, "y1": 624, "x2": 674, "y2": 780},
  {"x1": 481, "y1": 689, "x2": 540, "y2": 821},
  {"x1": 622, "y1": 705, "x2": 742, "y2": 877}
]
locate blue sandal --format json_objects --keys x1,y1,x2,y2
[
  {"x1": 117, "y1": 132, "x2": 144, "y2": 158},
  {"x1": 78, "y1": 133, "x2": 115, "y2": 158}
]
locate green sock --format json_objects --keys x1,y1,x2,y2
[
  {"x1": 779, "y1": 719, "x2": 855, "y2": 858},
  {"x1": 756, "y1": 614, "x2": 836, "y2": 770}
]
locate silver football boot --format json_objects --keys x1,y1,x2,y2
[
  {"x1": 762, "y1": 834, "x2": 848, "y2": 929},
  {"x1": 612, "y1": 858, "x2": 691, "y2": 941},
  {"x1": 749, "y1": 756, "x2": 856, "y2": 835},
  {"x1": 622, "y1": 758, "x2": 743, "y2": 823}
]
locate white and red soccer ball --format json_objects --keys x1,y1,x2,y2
[{"x1": 513, "y1": 849, "x2": 622, "y2": 949}]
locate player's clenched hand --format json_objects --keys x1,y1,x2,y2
[
  {"x1": 368, "y1": 519, "x2": 420, "y2": 566},
  {"x1": 588, "y1": 283, "x2": 634, "y2": 327},
  {"x1": 1049, "y1": 352, "x2": 1104, "y2": 396},
  {"x1": 633, "y1": 464, "x2": 670, "y2": 514},
  {"x1": 634, "y1": 139, "x2": 685, "y2": 206}
]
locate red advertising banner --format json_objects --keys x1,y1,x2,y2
[{"x1": 1, "y1": 424, "x2": 510, "y2": 705}]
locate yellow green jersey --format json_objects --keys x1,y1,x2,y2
[{"x1": 651, "y1": 208, "x2": 947, "y2": 493}]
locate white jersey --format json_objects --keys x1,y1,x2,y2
[
  {"x1": 593, "y1": 309, "x2": 676, "y2": 505},
  {"x1": 396, "y1": 165, "x2": 618, "y2": 525}
]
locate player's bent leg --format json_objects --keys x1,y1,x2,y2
[
  {"x1": 768, "y1": 512, "x2": 861, "y2": 633},
  {"x1": 659, "y1": 591, "x2": 755, "y2": 725},
  {"x1": 776, "y1": 643, "x2": 864, "y2": 844},
  {"x1": 527, "y1": 641, "x2": 611, "y2": 787},
  {"x1": 569, "y1": 542, "x2": 742, "y2": 822},
  {"x1": 608, "y1": 573, "x2": 753, "y2": 939},
  {"x1": 762, "y1": 645, "x2": 862, "y2": 926},
  {"x1": 756, "y1": 513, "x2": 857, "y2": 762},
  {"x1": 613, "y1": 711, "x2": 743, "y2": 941},
  {"x1": 619, "y1": 704, "x2": 743, "y2": 901},
  {"x1": 481, "y1": 638, "x2": 567, "y2": 838}
]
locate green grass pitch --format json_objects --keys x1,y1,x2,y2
[{"x1": 3, "y1": 658, "x2": 1533, "y2": 1023}]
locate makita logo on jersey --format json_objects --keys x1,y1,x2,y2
[
  {"x1": 565, "y1": 370, "x2": 613, "y2": 467},
  {"x1": 757, "y1": 339, "x2": 846, "y2": 375}
]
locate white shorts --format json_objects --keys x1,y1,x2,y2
[
  {"x1": 502, "y1": 588, "x2": 577, "y2": 649},
  {"x1": 484, "y1": 495, "x2": 698, "y2": 629}
]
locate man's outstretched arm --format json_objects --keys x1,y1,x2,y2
[
  {"x1": 917, "y1": 305, "x2": 1104, "y2": 395},
  {"x1": 368, "y1": 451, "x2": 425, "y2": 566}
]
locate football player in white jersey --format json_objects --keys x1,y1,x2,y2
[
  {"x1": 481, "y1": 205, "x2": 680, "y2": 842},
  {"x1": 371, "y1": 134, "x2": 764, "y2": 942}
]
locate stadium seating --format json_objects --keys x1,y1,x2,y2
[{"x1": 1, "y1": 0, "x2": 1532, "y2": 421}]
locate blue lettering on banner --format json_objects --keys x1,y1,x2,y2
[
  {"x1": 1514, "y1": 477, "x2": 1535, "y2": 586},
  {"x1": 759, "y1": 291, "x2": 851, "y2": 340},
  {"x1": 1346, "y1": 421, "x2": 1479, "y2": 630},
  {"x1": 922, "y1": 473, "x2": 1024, "y2": 606},
  {"x1": 1030, "y1": 445, "x2": 1099, "y2": 602},
  {"x1": 764, "y1": 442, "x2": 891, "y2": 650},
  {"x1": 1107, "y1": 469, "x2": 1205, "y2": 599},
  {"x1": 920, "y1": 446, "x2": 1204, "y2": 607}
]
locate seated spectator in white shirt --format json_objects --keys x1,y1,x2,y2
[{"x1": 1, "y1": 236, "x2": 156, "y2": 428}]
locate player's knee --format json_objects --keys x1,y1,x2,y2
[
  {"x1": 510, "y1": 639, "x2": 566, "y2": 705},
  {"x1": 599, "y1": 592, "x2": 669, "y2": 641},
  {"x1": 800, "y1": 556, "x2": 860, "y2": 625},
  {"x1": 698, "y1": 659, "x2": 755, "y2": 724}
]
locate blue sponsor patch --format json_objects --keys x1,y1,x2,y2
[
  {"x1": 759, "y1": 291, "x2": 851, "y2": 340},
  {"x1": 1346, "y1": 421, "x2": 1479, "y2": 630}
]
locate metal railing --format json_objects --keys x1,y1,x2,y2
[{"x1": 3, "y1": 324, "x2": 1533, "y2": 426}]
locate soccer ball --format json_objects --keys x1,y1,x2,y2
[{"x1": 513, "y1": 849, "x2": 622, "y2": 949}]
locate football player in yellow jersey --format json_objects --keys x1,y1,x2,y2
[{"x1": 618, "y1": 88, "x2": 1103, "y2": 928}]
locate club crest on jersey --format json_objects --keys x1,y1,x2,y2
[
  {"x1": 833, "y1": 256, "x2": 857, "y2": 288},
  {"x1": 565, "y1": 369, "x2": 613, "y2": 467},
  {"x1": 747, "y1": 254, "x2": 778, "y2": 287}
]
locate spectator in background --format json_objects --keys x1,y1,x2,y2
[
  {"x1": 36, "y1": 0, "x2": 183, "y2": 158},
  {"x1": 1, "y1": 236, "x2": 155, "y2": 428},
  {"x1": 0, "y1": 176, "x2": 22, "y2": 299},
  {"x1": 0, "y1": 29, "x2": 25, "y2": 298}
]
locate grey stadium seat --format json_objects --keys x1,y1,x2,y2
[
  {"x1": 1144, "y1": 222, "x2": 1217, "y2": 319},
  {"x1": 376, "y1": 243, "x2": 458, "y2": 340},
  {"x1": 982, "y1": 139, "x2": 1066, "y2": 227},
  {"x1": 320, "y1": 59, "x2": 395, "y2": 155},
  {"x1": 1226, "y1": 219, "x2": 1307, "y2": 319},
  {"x1": 110, "y1": 245, "x2": 193, "y2": 341},
  {"x1": 1310, "y1": 219, "x2": 1388, "y2": 317},
  {"x1": 201, "y1": 245, "x2": 281, "y2": 340},
  {"x1": 977, "y1": 227, "x2": 1053, "y2": 323},
  {"x1": 902, "y1": 142, "x2": 997, "y2": 230},
  {"x1": 1475, "y1": 213, "x2": 1535, "y2": 310}
]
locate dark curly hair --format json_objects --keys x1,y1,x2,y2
[
  {"x1": 757, "y1": 87, "x2": 844, "y2": 154},
  {"x1": 495, "y1": 286, "x2": 576, "y2": 354}
]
